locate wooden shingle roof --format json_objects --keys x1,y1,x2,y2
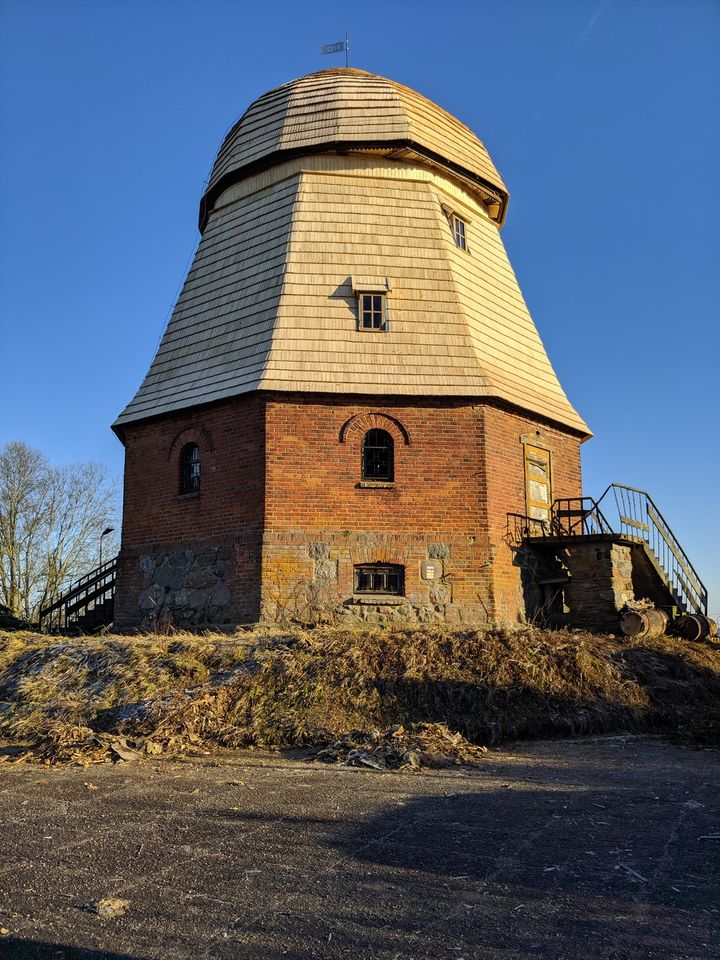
[
  {"x1": 115, "y1": 71, "x2": 588, "y2": 437},
  {"x1": 200, "y1": 69, "x2": 509, "y2": 231}
]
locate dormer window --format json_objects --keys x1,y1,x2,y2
[
  {"x1": 440, "y1": 203, "x2": 470, "y2": 252},
  {"x1": 453, "y1": 215, "x2": 467, "y2": 250},
  {"x1": 360, "y1": 293, "x2": 387, "y2": 331},
  {"x1": 352, "y1": 276, "x2": 392, "y2": 332}
]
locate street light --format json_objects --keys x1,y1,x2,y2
[{"x1": 99, "y1": 527, "x2": 115, "y2": 567}]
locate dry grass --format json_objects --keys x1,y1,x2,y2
[
  {"x1": 0, "y1": 630, "x2": 258, "y2": 746},
  {"x1": 1, "y1": 625, "x2": 719, "y2": 764}
]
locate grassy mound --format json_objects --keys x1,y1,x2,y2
[{"x1": 1, "y1": 626, "x2": 718, "y2": 765}]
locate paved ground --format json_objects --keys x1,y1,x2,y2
[{"x1": 0, "y1": 737, "x2": 718, "y2": 960}]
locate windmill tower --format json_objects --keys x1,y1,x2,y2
[{"x1": 112, "y1": 68, "x2": 589, "y2": 628}]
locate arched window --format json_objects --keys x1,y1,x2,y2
[
  {"x1": 361, "y1": 429, "x2": 394, "y2": 481},
  {"x1": 179, "y1": 443, "x2": 201, "y2": 494}
]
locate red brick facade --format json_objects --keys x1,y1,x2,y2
[
  {"x1": 115, "y1": 395, "x2": 265, "y2": 627},
  {"x1": 115, "y1": 392, "x2": 582, "y2": 628}
]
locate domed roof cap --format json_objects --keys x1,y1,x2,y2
[{"x1": 200, "y1": 68, "x2": 508, "y2": 230}]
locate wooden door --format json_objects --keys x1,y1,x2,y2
[{"x1": 524, "y1": 445, "x2": 552, "y2": 528}]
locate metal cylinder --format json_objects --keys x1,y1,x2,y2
[{"x1": 620, "y1": 608, "x2": 668, "y2": 639}]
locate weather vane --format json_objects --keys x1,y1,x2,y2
[{"x1": 321, "y1": 32, "x2": 349, "y2": 68}]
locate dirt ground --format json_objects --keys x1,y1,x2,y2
[{"x1": 0, "y1": 737, "x2": 717, "y2": 960}]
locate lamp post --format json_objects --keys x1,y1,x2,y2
[{"x1": 99, "y1": 527, "x2": 115, "y2": 567}]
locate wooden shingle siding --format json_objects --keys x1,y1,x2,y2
[
  {"x1": 114, "y1": 72, "x2": 587, "y2": 437},
  {"x1": 115, "y1": 176, "x2": 300, "y2": 424}
]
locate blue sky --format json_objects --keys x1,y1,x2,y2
[{"x1": 1, "y1": 0, "x2": 718, "y2": 615}]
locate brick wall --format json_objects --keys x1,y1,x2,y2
[
  {"x1": 262, "y1": 393, "x2": 583, "y2": 625},
  {"x1": 115, "y1": 391, "x2": 584, "y2": 628},
  {"x1": 114, "y1": 395, "x2": 265, "y2": 627}
]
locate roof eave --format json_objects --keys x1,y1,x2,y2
[{"x1": 198, "y1": 140, "x2": 508, "y2": 232}]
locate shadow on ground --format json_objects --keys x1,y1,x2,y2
[
  {"x1": 0, "y1": 939, "x2": 148, "y2": 960},
  {"x1": 1, "y1": 738, "x2": 718, "y2": 959}
]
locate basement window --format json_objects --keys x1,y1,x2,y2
[
  {"x1": 179, "y1": 443, "x2": 201, "y2": 495},
  {"x1": 354, "y1": 564, "x2": 404, "y2": 596}
]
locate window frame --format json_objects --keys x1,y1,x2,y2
[
  {"x1": 452, "y1": 215, "x2": 467, "y2": 251},
  {"x1": 358, "y1": 292, "x2": 389, "y2": 332},
  {"x1": 361, "y1": 428, "x2": 394, "y2": 482},
  {"x1": 179, "y1": 442, "x2": 201, "y2": 495},
  {"x1": 354, "y1": 563, "x2": 404, "y2": 596}
]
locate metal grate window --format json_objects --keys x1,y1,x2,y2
[
  {"x1": 453, "y1": 216, "x2": 467, "y2": 250},
  {"x1": 359, "y1": 293, "x2": 387, "y2": 330},
  {"x1": 354, "y1": 563, "x2": 404, "y2": 595},
  {"x1": 179, "y1": 443, "x2": 201, "y2": 494},
  {"x1": 361, "y1": 429, "x2": 394, "y2": 481}
]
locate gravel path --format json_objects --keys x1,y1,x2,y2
[{"x1": 0, "y1": 737, "x2": 718, "y2": 959}]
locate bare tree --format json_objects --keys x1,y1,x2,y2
[{"x1": 0, "y1": 441, "x2": 119, "y2": 620}]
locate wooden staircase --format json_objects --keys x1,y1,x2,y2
[{"x1": 38, "y1": 557, "x2": 118, "y2": 634}]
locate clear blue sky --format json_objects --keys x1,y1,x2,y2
[{"x1": 1, "y1": 0, "x2": 718, "y2": 616}]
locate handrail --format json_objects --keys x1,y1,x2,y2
[
  {"x1": 39, "y1": 557, "x2": 117, "y2": 618},
  {"x1": 506, "y1": 483, "x2": 707, "y2": 617},
  {"x1": 38, "y1": 556, "x2": 118, "y2": 631},
  {"x1": 551, "y1": 497, "x2": 614, "y2": 537},
  {"x1": 595, "y1": 483, "x2": 707, "y2": 616}
]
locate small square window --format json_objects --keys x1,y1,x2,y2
[
  {"x1": 359, "y1": 293, "x2": 388, "y2": 331},
  {"x1": 354, "y1": 563, "x2": 404, "y2": 595},
  {"x1": 453, "y1": 216, "x2": 467, "y2": 250}
]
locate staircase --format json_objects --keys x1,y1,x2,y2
[
  {"x1": 38, "y1": 557, "x2": 118, "y2": 634},
  {"x1": 508, "y1": 483, "x2": 707, "y2": 617},
  {"x1": 596, "y1": 484, "x2": 707, "y2": 615}
]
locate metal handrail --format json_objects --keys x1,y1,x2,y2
[
  {"x1": 551, "y1": 497, "x2": 614, "y2": 537},
  {"x1": 595, "y1": 483, "x2": 707, "y2": 616},
  {"x1": 506, "y1": 483, "x2": 707, "y2": 617},
  {"x1": 507, "y1": 497, "x2": 613, "y2": 542},
  {"x1": 39, "y1": 556, "x2": 118, "y2": 631}
]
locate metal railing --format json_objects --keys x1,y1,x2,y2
[
  {"x1": 551, "y1": 497, "x2": 614, "y2": 537},
  {"x1": 595, "y1": 484, "x2": 707, "y2": 616},
  {"x1": 507, "y1": 497, "x2": 612, "y2": 543},
  {"x1": 38, "y1": 556, "x2": 118, "y2": 632},
  {"x1": 506, "y1": 483, "x2": 707, "y2": 616}
]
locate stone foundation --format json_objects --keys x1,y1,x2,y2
[
  {"x1": 515, "y1": 538, "x2": 635, "y2": 634},
  {"x1": 136, "y1": 548, "x2": 231, "y2": 628},
  {"x1": 557, "y1": 539, "x2": 634, "y2": 632},
  {"x1": 260, "y1": 531, "x2": 495, "y2": 627}
]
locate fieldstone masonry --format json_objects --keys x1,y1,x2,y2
[
  {"x1": 137, "y1": 548, "x2": 231, "y2": 628},
  {"x1": 562, "y1": 540, "x2": 635, "y2": 632},
  {"x1": 300, "y1": 535, "x2": 476, "y2": 627}
]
